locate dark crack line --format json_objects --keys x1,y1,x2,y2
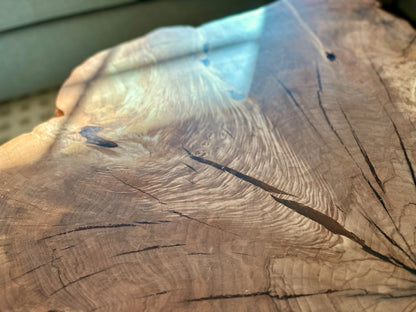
[
  {"x1": 232, "y1": 251, "x2": 252, "y2": 256},
  {"x1": 369, "y1": 60, "x2": 416, "y2": 190},
  {"x1": 315, "y1": 66, "x2": 346, "y2": 146},
  {"x1": 113, "y1": 244, "x2": 185, "y2": 257},
  {"x1": 328, "y1": 105, "x2": 415, "y2": 263},
  {"x1": 314, "y1": 70, "x2": 383, "y2": 203},
  {"x1": 339, "y1": 110, "x2": 415, "y2": 260},
  {"x1": 265, "y1": 256, "x2": 275, "y2": 310},
  {"x1": 138, "y1": 290, "x2": 171, "y2": 299},
  {"x1": 316, "y1": 64, "x2": 323, "y2": 91},
  {"x1": 182, "y1": 162, "x2": 197, "y2": 172},
  {"x1": 367, "y1": 217, "x2": 416, "y2": 265},
  {"x1": 50, "y1": 266, "x2": 114, "y2": 296},
  {"x1": 51, "y1": 249, "x2": 71, "y2": 297},
  {"x1": 314, "y1": 70, "x2": 405, "y2": 253},
  {"x1": 185, "y1": 291, "x2": 269, "y2": 302},
  {"x1": 41, "y1": 223, "x2": 137, "y2": 240},
  {"x1": 369, "y1": 61, "x2": 393, "y2": 105},
  {"x1": 367, "y1": 60, "x2": 416, "y2": 260},
  {"x1": 391, "y1": 116, "x2": 416, "y2": 189},
  {"x1": 61, "y1": 245, "x2": 75, "y2": 251},
  {"x1": 271, "y1": 196, "x2": 364, "y2": 244},
  {"x1": 224, "y1": 128, "x2": 234, "y2": 139},
  {"x1": 183, "y1": 148, "x2": 294, "y2": 196},
  {"x1": 279, "y1": 289, "x2": 344, "y2": 300},
  {"x1": 365, "y1": 178, "x2": 391, "y2": 216},
  {"x1": 270, "y1": 297, "x2": 280, "y2": 312},
  {"x1": 134, "y1": 220, "x2": 171, "y2": 225},
  {"x1": 169, "y1": 210, "x2": 240, "y2": 237},
  {"x1": 188, "y1": 252, "x2": 211, "y2": 255},
  {"x1": 185, "y1": 289, "x2": 350, "y2": 302},
  {"x1": 275, "y1": 78, "x2": 323, "y2": 140},
  {"x1": 341, "y1": 108, "x2": 384, "y2": 192},
  {"x1": 349, "y1": 290, "x2": 416, "y2": 299},
  {"x1": 271, "y1": 196, "x2": 416, "y2": 276},
  {"x1": 12, "y1": 256, "x2": 62, "y2": 280},
  {"x1": 110, "y1": 173, "x2": 166, "y2": 204},
  {"x1": 365, "y1": 179, "x2": 416, "y2": 264}
]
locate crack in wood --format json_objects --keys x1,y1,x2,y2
[
  {"x1": 110, "y1": 172, "x2": 166, "y2": 204},
  {"x1": 224, "y1": 128, "x2": 234, "y2": 139},
  {"x1": 51, "y1": 248, "x2": 70, "y2": 297},
  {"x1": 185, "y1": 288, "x2": 351, "y2": 302},
  {"x1": 391, "y1": 117, "x2": 416, "y2": 189},
  {"x1": 41, "y1": 223, "x2": 138, "y2": 241},
  {"x1": 338, "y1": 108, "x2": 416, "y2": 262},
  {"x1": 61, "y1": 245, "x2": 75, "y2": 251},
  {"x1": 341, "y1": 109, "x2": 385, "y2": 192},
  {"x1": 271, "y1": 196, "x2": 416, "y2": 276},
  {"x1": 364, "y1": 175, "x2": 416, "y2": 263},
  {"x1": 187, "y1": 252, "x2": 211, "y2": 255},
  {"x1": 265, "y1": 256, "x2": 279, "y2": 311},
  {"x1": 313, "y1": 67, "x2": 410, "y2": 257},
  {"x1": 315, "y1": 66, "x2": 346, "y2": 146},
  {"x1": 12, "y1": 256, "x2": 62, "y2": 281},
  {"x1": 313, "y1": 73, "x2": 390, "y2": 219},
  {"x1": 134, "y1": 220, "x2": 171, "y2": 225},
  {"x1": 50, "y1": 266, "x2": 115, "y2": 296},
  {"x1": 349, "y1": 291, "x2": 416, "y2": 299},
  {"x1": 185, "y1": 291, "x2": 270, "y2": 302},
  {"x1": 182, "y1": 162, "x2": 197, "y2": 172},
  {"x1": 183, "y1": 144, "x2": 416, "y2": 275},
  {"x1": 366, "y1": 217, "x2": 416, "y2": 265},
  {"x1": 183, "y1": 148, "x2": 294, "y2": 196},
  {"x1": 169, "y1": 210, "x2": 240, "y2": 237},
  {"x1": 369, "y1": 60, "x2": 416, "y2": 190},
  {"x1": 113, "y1": 244, "x2": 186, "y2": 257},
  {"x1": 271, "y1": 196, "x2": 364, "y2": 244},
  {"x1": 275, "y1": 78, "x2": 322, "y2": 140},
  {"x1": 138, "y1": 290, "x2": 171, "y2": 299}
]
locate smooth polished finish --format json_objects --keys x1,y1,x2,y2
[{"x1": 1, "y1": 0, "x2": 416, "y2": 311}]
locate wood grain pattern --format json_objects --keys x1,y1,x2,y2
[{"x1": 1, "y1": 0, "x2": 416, "y2": 311}]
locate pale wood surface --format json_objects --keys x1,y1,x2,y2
[{"x1": 1, "y1": 0, "x2": 416, "y2": 311}]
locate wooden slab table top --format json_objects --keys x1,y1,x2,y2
[{"x1": 1, "y1": 0, "x2": 416, "y2": 311}]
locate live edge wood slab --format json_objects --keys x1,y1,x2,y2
[{"x1": 1, "y1": 0, "x2": 416, "y2": 311}]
